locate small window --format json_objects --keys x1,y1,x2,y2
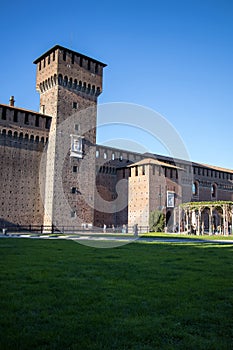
[
  {"x1": 75, "y1": 124, "x2": 79, "y2": 131},
  {"x1": 112, "y1": 153, "x2": 115, "y2": 160},
  {"x1": 43, "y1": 58, "x2": 46, "y2": 68},
  {"x1": 72, "y1": 53, "x2": 75, "y2": 64},
  {"x1": 45, "y1": 117, "x2": 50, "y2": 129},
  {"x1": 71, "y1": 210, "x2": 76, "y2": 218},
  {"x1": 71, "y1": 187, "x2": 77, "y2": 194},
  {"x1": 73, "y1": 166, "x2": 77, "y2": 173},
  {"x1": 39, "y1": 61, "x2": 41, "y2": 71},
  {"x1": 63, "y1": 51, "x2": 66, "y2": 61},
  {"x1": 24, "y1": 113, "x2": 29, "y2": 125},
  {"x1": 72, "y1": 102, "x2": 78, "y2": 109},
  {"x1": 135, "y1": 166, "x2": 138, "y2": 176},
  {"x1": 104, "y1": 152, "x2": 107, "y2": 159},
  {"x1": 35, "y1": 115, "x2": 39, "y2": 127},
  {"x1": 142, "y1": 165, "x2": 145, "y2": 175},
  {"x1": 123, "y1": 168, "x2": 125, "y2": 178},
  {"x1": 80, "y1": 57, "x2": 83, "y2": 67},
  {"x1": 53, "y1": 51, "x2": 55, "y2": 61},
  {"x1": 119, "y1": 155, "x2": 123, "y2": 161},
  {"x1": 96, "y1": 150, "x2": 99, "y2": 158},
  {"x1": 48, "y1": 55, "x2": 50, "y2": 65},
  {"x1": 13, "y1": 110, "x2": 18, "y2": 122},
  {"x1": 88, "y1": 60, "x2": 91, "y2": 70},
  {"x1": 211, "y1": 184, "x2": 217, "y2": 198},
  {"x1": 192, "y1": 182, "x2": 198, "y2": 196},
  {"x1": 95, "y1": 63, "x2": 98, "y2": 74},
  {"x1": 2, "y1": 107, "x2": 6, "y2": 120}
]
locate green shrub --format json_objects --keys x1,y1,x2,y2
[{"x1": 149, "y1": 210, "x2": 165, "y2": 232}]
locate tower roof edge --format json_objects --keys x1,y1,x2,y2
[{"x1": 33, "y1": 44, "x2": 107, "y2": 67}]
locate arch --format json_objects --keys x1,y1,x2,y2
[
  {"x1": 48, "y1": 78, "x2": 51, "y2": 88},
  {"x1": 68, "y1": 77, "x2": 73, "y2": 88},
  {"x1": 54, "y1": 74, "x2": 57, "y2": 85},
  {"x1": 13, "y1": 131, "x2": 18, "y2": 138},
  {"x1": 41, "y1": 136, "x2": 45, "y2": 143},
  {"x1": 104, "y1": 152, "x2": 107, "y2": 159},
  {"x1": 40, "y1": 83, "x2": 43, "y2": 92},
  {"x1": 58, "y1": 74, "x2": 63, "y2": 85},
  {"x1": 73, "y1": 79, "x2": 77, "y2": 89},
  {"x1": 35, "y1": 136, "x2": 40, "y2": 142},
  {"x1": 82, "y1": 82, "x2": 86, "y2": 92},
  {"x1": 42, "y1": 81, "x2": 45, "y2": 91},
  {"x1": 2, "y1": 129, "x2": 6, "y2": 135},
  {"x1": 19, "y1": 132, "x2": 23, "y2": 138},
  {"x1": 30, "y1": 135, "x2": 34, "y2": 141},
  {"x1": 87, "y1": 83, "x2": 91, "y2": 93},
  {"x1": 51, "y1": 76, "x2": 54, "y2": 86},
  {"x1": 63, "y1": 76, "x2": 68, "y2": 87},
  {"x1": 25, "y1": 133, "x2": 29, "y2": 140},
  {"x1": 96, "y1": 87, "x2": 101, "y2": 95},
  {"x1": 166, "y1": 210, "x2": 174, "y2": 231},
  {"x1": 8, "y1": 130, "x2": 12, "y2": 137},
  {"x1": 45, "y1": 79, "x2": 48, "y2": 90},
  {"x1": 91, "y1": 85, "x2": 95, "y2": 94}
]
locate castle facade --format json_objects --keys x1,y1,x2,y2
[{"x1": 0, "y1": 45, "x2": 233, "y2": 233}]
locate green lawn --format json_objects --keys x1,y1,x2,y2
[{"x1": 0, "y1": 238, "x2": 233, "y2": 350}]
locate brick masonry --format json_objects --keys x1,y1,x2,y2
[{"x1": 0, "y1": 45, "x2": 233, "y2": 230}]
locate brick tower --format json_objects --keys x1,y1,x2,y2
[{"x1": 33, "y1": 45, "x2": 106, "y2": 229}]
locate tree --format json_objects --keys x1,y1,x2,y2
[{"x1": 149, "y1": 210, "x2": 165, "y2": 232}]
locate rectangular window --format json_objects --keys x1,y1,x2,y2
[
  {"x1": 75, "y1": 124, "x2": 79, "y2": 131},
  {"x1": 43, "y1": 58, "x2": 46, "y2": 68},
  {"x1": 72, "y1": 53, "x2": 75, "y2": 64},
  {"x1": 80, "y1": 57, "x2": 83, "y2": 67},
  {"x1": 129, "y1": 168, "x2": 131, "y2": 177},
  {"x1": 63, "y1": 51, "x2": 66, "y2": 61},
  {"x1": 73, "y1": 166, "x2": 77, "y2": 173},
  {"x1": 72, "y1": 102, "x2": 78, "y2": 109},
  {"x1": 45, "y1": 117, "x2": 50, "y2": 129},
  {"x1": 39, "y1": 61, "x2": 41, "y2": 71},
  {"x1": 142, "y1": 165, "x2": 145, "y2": 175},
  {"x1": 95, "y1": 63, "x2": 98, "y2": 74},
  {"x1": 13, "y1": 110, "x2": 18, "y2": 122},
  {"x1": 135, "y1": 166, "x2": 138, "y2": 176},
  {"x1": 24, "y1": 113, "x2": 29, "y2": 125},
  {"x1": 53, "y1": 51, "x2": 55, "y2": 61},
  {"x1": 48, "y1": 55, "x2": 50, "y2": 65},
  {"x1": 88, "y1": 60, "x2": 91, "y2": 70},
  {"x1": 2, "y1": 107, "x2": 6, "y2": 120},
  {"x1": 123, "y1": 168, "x2": 125, "y2": 178},
  {"x1": 35, "y1": 115, "x2": 39, "y2": 127}
]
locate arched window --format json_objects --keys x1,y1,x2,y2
[
  {"x1": 211, "y1": 184, "x2": 217, "y2": 198},
  {"x1": 73, "y1": 79, "x2": 77, "y2": 89},
  {"x1": 13, "y1": 131, "x2": 18, "y2": 138},
  {"x1": 63, "y1": 76, "x2": 68, "y2": 87},
  {"x1": 104, "y1": 152, "x2": 107, "y2": 159},
  {"x1": 68, "y1": 78, "x2": 73, "y2": 88},
  {"x1": 58, "y1": 74, "x2": 63, "y2": 85},
  {"x1": 8, "y1": 130, "x2": 12, "y2": 137},
  {"x1": 192, "y1": 181, "x2": 198, "y2": 196}
]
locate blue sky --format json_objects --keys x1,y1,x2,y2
[{"x1": 0, "y1": 0, "x2": 232, "y2": 169}]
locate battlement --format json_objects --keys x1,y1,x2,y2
[
  {"x1": 0, "y1": 104, "x2": 51, "y2": 143},
  {"x1": 34, "y1": 45, "x2": 106, "y2": 98}
]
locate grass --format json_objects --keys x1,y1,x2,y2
[
  {"x1": 0, "y1": 238, "x2": 233, "y2": 349},
  {"x1": 142, "y1": 232, "x2": 233, "y2": 240}
]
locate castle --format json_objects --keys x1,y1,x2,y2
[{"x1": 0, "y1": 45, "x2": 233, "y2": 234}]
